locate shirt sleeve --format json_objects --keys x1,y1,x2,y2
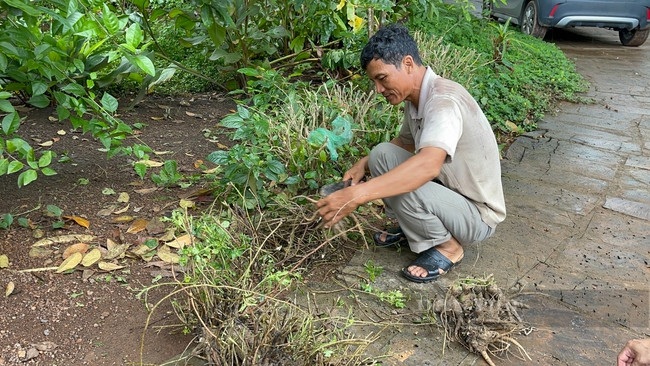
[{"x1": 418, "y1": 96, "x2": 463, "y2": 160}]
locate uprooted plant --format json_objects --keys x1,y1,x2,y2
[
  {"x1": 138, "y1": 188, "x2": 380, "y2": 365},
  {"x1": 433, "y1": 275, "x2": 532, "y2": 366}
]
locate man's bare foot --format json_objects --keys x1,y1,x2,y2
[{"x1": 406, "y1": 237, "x2": 463, "y2": 279}]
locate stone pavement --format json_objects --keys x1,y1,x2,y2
[{"x1": 302, "y1": 28, "x2": 650, "y2": 365}]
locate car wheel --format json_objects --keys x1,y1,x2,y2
[
  {"x1": 619, "y1": 28, "x2": 650, "y2": 47},
  {"x1": 520, "y1": 1, "x2": 547, "y2": 39}
]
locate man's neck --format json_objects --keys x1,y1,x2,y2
[{"x1": 408, "y1": 65, "x2": 427, "y2": 110}]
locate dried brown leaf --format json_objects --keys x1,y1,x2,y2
[
  {"x1": 56, "y1": 252, "x2": 83, "y2": 273},
  {"x1": 134, "y1": 187, "x2": 158, "y2": 194},
  {"x1": 32, "y1": 234, "x2": 96, "y2": 248},
  {"x1": 104, "y1": 244, "x2": 128, "y2": 260},
  {"x1": 0, "y1": 254, "x2": 8, "y2": 268},
  {"x1": 81, "y1": 249, "x2": 102, "y2": 267},
  {"x1": 113, "y1": 215, "x2": 134, "y2": 223},
  {"x1": 157, "y1": 245, "x2": 179, "y2": 264},
  {"x1": 62, "y1": 243, "x2": 90, "y2": 259},
  {"x1": 117, "y1": 192, "x2": 130, "y2": 203},
  {"x1": 165, "y1": 234, "x2": 193, "y2": 249},
  {"x1": 5, "y1": 281, "x2": 14, "y2": 297},
  {"x1": 98, "y1": 262, "x2": 125, "y2": 271},
  {"x1": 63, "y1": 216, "x2": 90, "y2": 228},
  {"x1": 126, "y1": 218, "x2": 148, "y2": 234},
  {"x1": 113, "y1": 204, "x2": 130, "y2": 214}
]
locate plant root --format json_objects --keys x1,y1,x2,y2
[{"x1": 434, "y1": 275, "x2": 533, "y2": 365}]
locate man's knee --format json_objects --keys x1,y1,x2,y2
[{"x1": 369, "y1": 142, "x2": 404, "y2": 176}]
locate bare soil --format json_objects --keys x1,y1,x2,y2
[{"x1": 0, "y1": 93, "x2": 237, "y2": 365}]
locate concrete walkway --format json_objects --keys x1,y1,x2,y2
[{"x1": 306, "y1": 28, "x2": 649, "y2": 365}]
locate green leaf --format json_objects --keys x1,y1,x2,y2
[
  {"x1": 266, "y1": 159, "x2": 285, "y2": 175},
  {"x1": 209, "y1": 49, "x2": 242, "y2": 64},
  {"x1": 0, "y1": 100, "x2": 13, "y2": 113},
  {"x1": 206, "y1": 151, "x2": 229, "y2": 165},
  {"x1": 31, "y1": 81, "x2": 48, "y2": 96},
  {"x1": 2, "y1": 112, "x2": 20, "y2": 135},
  {"x1": 18, "y1": 169, "x2": 37, "y2": 187},
  {"x1": 56, "y1": 105, "x2": 70, "y2": 121},
  {"x1": 134, "y1": 162, "x2": 147, "y2": 179},
  {"x1": 0, "y1": 158, "x2": 8, "y2": 176},
  {"x1": 28, "y1": 94, "x2": 50, "y2": 108},
  {"x1": 62, "y1": 83, "x2": 86, "y2": 97},
  {"x1": 101, "y1": 93, "x2": 118, "y2": 113},
  {"x1": 126, "y1": 23, "x2": 144, "y2": 49},
  {"x1": 7, "y1": 161, "x2": 23, "y2": 174},
  {"x1": 4, "y1": 0, "x2": 40, "y2": 16},
  {"x1": 0, "y1": 53, "x2": 7, "y2": 72},
  {"x1": 220, "y1": 114, "x2": 244, "y2": 128},
  {"x1": 46, "y1": 204, "x2": 62, "y2": 217},
  {"x1": 2, "y1": 213, "x2": 13, "y2": 227},
  {"x1": 102, "y1": 4, "x2": 120, "y2": 34},
  {"x1": 131, "y1": 54, "x2": 155, "y2": 76},
  {"x1": 38, "y1": 151, "x2": 54, "y2": 168},
  {"x1": 207, "y1": 23, "x2": 226, "y2": 47},
  {"x1": 41, "y1": 167, "x2": 57, "y2": 176}
]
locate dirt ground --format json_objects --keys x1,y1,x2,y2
[{"x1": 0, "y1": 93, "x2": 238, "y2": 365}]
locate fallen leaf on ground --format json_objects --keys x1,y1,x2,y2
[
  {"x1": 136, "y1": 159, "x2": 164, "y2": 167},
  {"x1": 165, "y1": 234, "x2": 193, "y2": 249},
  {"x1": 131, "y1": 244, "x2": 156, "y2": 258},
  {"x1": 126, "y1": 218, "x2": 148, "y2": 234},
  {"x1": 98, "y1": 262, "x2": 124, "y2": 271},
  {"x1": 113, "y1": 215, "x2": 134, "y2": 223},
  {"x1": 102, "y1": 188, "x2": 116, "y2": 195},
  {"x1": 5, "y1": 282, "x2": 14, "y2": 297},
  {"x1": 33, "y1": 234, "x2": 96, "y2": 247},
  {"x1": 150, "y1": 116, "x2": 165, "y2": 120},
  {"x1": 113, "y1": 205, "x2": 130, "y2": 215},
  {"x1": 217, "y1": 143, "x2": 229, "y2": 150},
  {"x1": 134, "y1": 187, "x2": 158, "y2": 194},
  {"x1": 29, "y1": 247, "x2": 52, "y2": 258},
  {"x1": 194, "y1": 159, "x2": 203, "y2": 168},
  {"x1": 32, "y1": 341, "x2": 57, "y2": 351},
  {"x1": 56, "y1": 252, "x2": 83, "y2": 273},
  {"x1": 32, "y1": 228, "x2": 44, "y2": 238},
  {"x1": 145, "y1": 218, "x2": 165, "y2": 235},
  {"x1": 81, "y1": 249, "x2": 102, "y2": 267},
  {"x1": 96, "y1": 207, "x2": 116, "y2": 216},
  {"x1": 157, "y1": 245, "x2": 179, "y2": 264},
  {"x1": 158, "y1": 229, "x2": 175, "y2": 242},
  {"x1": 57, "y1": 129, "x2": 66, "y2": 135},
  {"x1": 179, "y1": 199, "x2": 195, "y2": 209},
  {"x1": 154, "y1": 150, "x2": 172, "y2": 155},
  {"x1": 128, "y1": 181, "x2": 144, "y2": 186},
  {"x1": 117, "y1": 192, "x2": 130, "y2": 203},
  {"x1": 0, "y1": 254, "x2": 8, "y2": 268},
  {"x1": 63, "y1": 216, "x2": 90, "y2": 228},
  {"x1": 48, "y1": 116, "x2": 58, "y2": 122},
  {"x1": 104, "y1": 244, "x2": 128, "y2": 260},
  {"x1": 38, "y1": 140, "x2": 54, "y2": 147},
  {"x1": 62, "y1": 243, "x2": 90, "y2": 259},
  {"x1": 106, "y1": 238, "x2": 118, "y2": 251}
]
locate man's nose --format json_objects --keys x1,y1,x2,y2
[{"x1": 374, "y1": 82, "x2": 384, "y2": 94}]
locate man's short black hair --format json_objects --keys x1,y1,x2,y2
[{"x1": 360, "y1": 23, "x2": 423, "y2": 70}]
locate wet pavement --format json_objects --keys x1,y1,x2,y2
[{"x1": 303, "y1": 27, "x2": 650, "y2": 365}]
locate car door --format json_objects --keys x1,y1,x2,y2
[{"x1": 492, "y1": 0, "x2": 526, "y2": 23}]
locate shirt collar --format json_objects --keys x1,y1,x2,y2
[{"x1": 408, "y1": 66, "x2": 435, "y2": 120}]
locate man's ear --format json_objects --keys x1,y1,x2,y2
[{"x1": 402, "y1": 55, "x2": 414, "y2": 73}]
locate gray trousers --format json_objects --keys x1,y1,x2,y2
[{"x1": 368, "y1": 143, "x2": 494, "y2": 253}]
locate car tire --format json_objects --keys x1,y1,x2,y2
[
  {"x1": 619, "y1": 28, "x2": 650, "y2": 47},
  {"x1": 520, "y1": 1, "x2": 547, "y2": 39}
]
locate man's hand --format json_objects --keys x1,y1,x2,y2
[
  {"x1": 315, "y1": 185, "x2": 362, "y2": 228},
  {"x1": 343, "y1": 156, "x2": 369, "y2": 185}
]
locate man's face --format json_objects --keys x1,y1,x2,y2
[{"x1": 365, "y1": 58, "x2": 412, "y2": 105}]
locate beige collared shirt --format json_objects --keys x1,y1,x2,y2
[{"x1": 398, "y1": 67, "x2": 506, "y2": 227}]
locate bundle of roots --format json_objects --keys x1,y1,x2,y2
[{"x1": 433, "y1": 275, "x2": 532, "y2": 366}]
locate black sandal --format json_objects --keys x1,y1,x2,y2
[
  {"x1": 373, "y1": 226, "x2": 408, "y2": 248},
  {"x1": 401, "y1": 247, "x2": 463, "y2": 283}
]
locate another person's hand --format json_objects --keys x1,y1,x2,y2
[{"x1": 618, "y1": 339, "x2": 650, "y2": 366}]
